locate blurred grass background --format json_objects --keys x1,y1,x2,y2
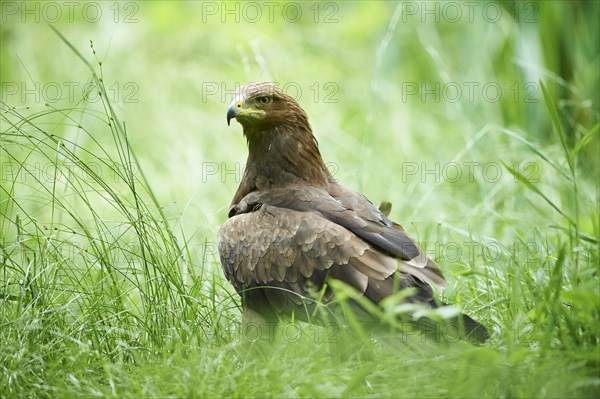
[{"x1": 1, "y1": 1, "x2": 599, "y2": 398}]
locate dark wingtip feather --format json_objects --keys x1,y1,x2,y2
[{"x1": 429, "y1": 300, "x2": 489, "y2": 343}]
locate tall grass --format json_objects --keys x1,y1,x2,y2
[
  {"x1": 1, "y1": 2, "x2": 599, "y2": 398},
  {"x1": 0, "y1": 31, "x2": 238, "y2": 397}
]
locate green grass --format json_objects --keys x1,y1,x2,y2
[{"x1": 1, "y1": 2, "x2": 599, "y2": 398}]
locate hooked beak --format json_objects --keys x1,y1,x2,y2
[
  {"x1": 226, "y1": 98, "x2": 267, "y2": 126},
  {"x1": 226, "y1": 100, "x2": 243, "y2": 126}
]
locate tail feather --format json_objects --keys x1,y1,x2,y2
[{"x1": 428, "y1": 300, "x2": 489, "y2": 343}]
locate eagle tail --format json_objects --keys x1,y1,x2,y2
[{"x1": 427, "y1": 299, "x2": 489, "y2": 343}]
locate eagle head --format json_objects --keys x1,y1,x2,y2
[{"x1": 226, "y1": 82, "x2": 309, "y2": 131}]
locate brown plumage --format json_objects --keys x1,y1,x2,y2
[{"x1": 219, "y1": 82, "x2": 487, "y2": 342}]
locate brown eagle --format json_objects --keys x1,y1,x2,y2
[{"x1": 218, "y1": 82, "x2": 487, "y2": 342}]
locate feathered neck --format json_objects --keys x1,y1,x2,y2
[
  {"x1": 229, "y1": 100, "x2": 335, "y2": 211},
  {"x1": 244, "y1": 121, "x2": 331, "y2": 187}
]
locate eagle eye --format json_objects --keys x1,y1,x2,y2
[{"x1": 257, "y1": 96, "x2": 271, "y2": 105}]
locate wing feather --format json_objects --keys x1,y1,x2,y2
[
  {"x1": 232, "y1": 186, "x2": 443, "y2": 279},
  {"x1": 219, "y1": 196, "x2": 444, "y2": 316},
  {"x1": 237, "y1": 187, "x2": 426, "y2": 262}
]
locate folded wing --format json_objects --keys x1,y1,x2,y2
[{"x1": 219, "y1": 185, "x2": 445, "y2": 317}]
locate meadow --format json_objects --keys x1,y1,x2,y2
[{"x1": 1, "y1": 1, "x2": 598, "y2": 397}]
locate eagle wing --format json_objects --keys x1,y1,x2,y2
[{"x1": 218, "y1": 185, "x2": 444, "y2": 319}]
